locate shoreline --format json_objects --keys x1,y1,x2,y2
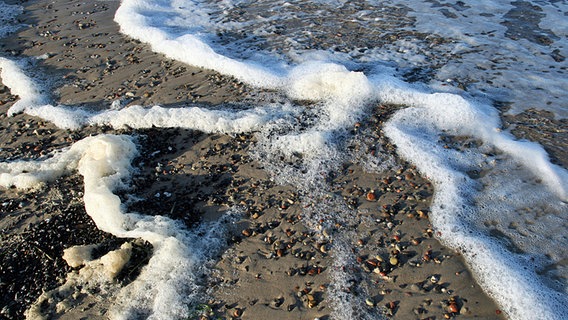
[{"x1": 1, "y1": 0, "x2": 565, "y2": 319}]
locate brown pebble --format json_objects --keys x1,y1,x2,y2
[
  {"x1": 448, "y1": 302, "x2": 459, "y2": 313},
  {"x1": 307, "y1": 298, "x2": 317, "y2": 308},
  {"x1": 242, "y1": 229, "x2": 252, "y2": 237},
  {"x1": 366, "y1": 191, "x2": 376, "y2": 201}
]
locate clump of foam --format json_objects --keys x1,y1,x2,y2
[
  {"x1": 287, "y1": 62, "x2": 376, "y2": 131},
  {"x1": 287, "y1": 62, "x2": 375, "y2": 105},
  {"x1": 27, "y1": 243, "x2": 133, "y2": 320},
  {"x1": 62, "y1": 244, "x2": 99, "y2": 268}
]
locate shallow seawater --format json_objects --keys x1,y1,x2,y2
[{"x1": 0, "y1": 0, "x2": 567, "y2": 319}]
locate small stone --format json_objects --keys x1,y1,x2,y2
[
  {"x1": 232, "y1": 308, "x2": 242, "y2": 317},
  {"x1": 430, "y1": 275, "x2": 439, "y2": 283},
  {"x1": 271, "y1": 297, "x2": 284, "y2": 308},
  {"x1": 366, "y1": 191, "x2": 376, "y2": 201},
  {"x1": 448, "y1": 302, "x2": 459, "y2": 313},
  {"x1": 365, "y1": 298, "x2": 375, "y2": 307},
  {"x1": 389, "y1": 257, "x2": 399, "y2": 266},
  {"x1": 307, "y1": 297, "x2": 317, "y2": 308}
]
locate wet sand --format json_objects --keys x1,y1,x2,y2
[{"x1": 1, "y1": 0, "x2": 565, "y2": 319}]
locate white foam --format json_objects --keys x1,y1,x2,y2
[
  {"x1": 2, "y1": 1, "x2": 568, "y2": 319},
  {"x1": 0, "y1": 58, "x2": 45, "y2": 115},
  {"x1": 114, "y1": 0, "x2": 285, "y2": 89},
  {"x1": 1, "y1": 135, "x2": 237, "y2": 319},
  {"x1": 88, "y1": 104, "x2": 291, "y2": 133},
  {"x1": 382, "y1": 0, "x2": 568, "y2": 118},
  {"x1": 381, "y1": 77, "x2": 568, "y2": 319},
  {"x1": 0, "y1": 57, "x2": 295, "y2": 132},
  {"x1": 287, "y1": 62, "x2": 376, "y2": 131},
  {"x1": 114, "y1": 0, "x2": 380, "y2": 111}
]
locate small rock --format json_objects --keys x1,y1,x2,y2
[{"x1": 389, "y1": 257, "x2": 399, "y2": 266}]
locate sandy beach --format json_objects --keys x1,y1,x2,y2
[{"x1": 1, "y1": 1, "x2": 566, "y2": 319}]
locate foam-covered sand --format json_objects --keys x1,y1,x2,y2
[{"x1": 1, "y1": 1, "x2": 567, "y2": 320}]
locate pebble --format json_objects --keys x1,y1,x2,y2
[
  {"x1": 448, "y1": 301, "x2": 459, "y2": 313},
  {"x1": 232, "y1": 308, "x2": 242, "y2": 317},
  {"x1": 389, "y1": 257, "x2": 398, "y2": 266}
]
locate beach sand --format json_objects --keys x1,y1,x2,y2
[{"x1": 1, "y1": 0, "x2": 565, "y2": 319}]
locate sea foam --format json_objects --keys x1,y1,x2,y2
[
  {"x1": 1, "y1": 0, "x2": 567, "y2": 319},
  {"x1": 381, "y1": 77, "x2": 568, "y2": 319},
  {"x1": 0, "y1": 134, "x2": 236, "y2": 319}
]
